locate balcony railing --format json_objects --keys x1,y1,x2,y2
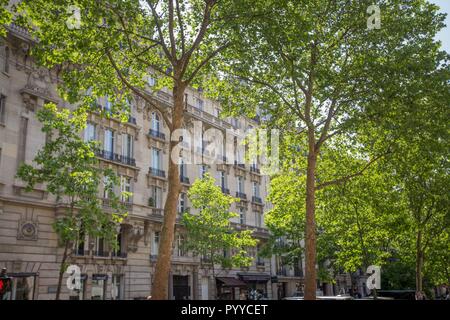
[
  {"x1": 148, "y1": 129, "x2": 166, "y2": 140},
  {"x1": 149, "y1": 167, "x2": 166, "y2": 178},
  {"x1": 250, "y1": 166, "x2": 261, "y2": 174},
  {"x1": 96, "y1": 150, "x2": 136, "y2": 167},
  {"x1": 221, "y1": 187, "x2": 230, "y2": 195},
  {"x1": 180, "y1": 175, "x2": 190, "y2": 184},
  {"x1": 236, "y1": 192, "x2": 247, "y2": 200},
  {"x1": 112, "y1": 251, "x2": 128, "y2": 259},
  {"x1": 73, "y1": 248, "x2": 85, "y2": 256},
  {"x1": 252, "y1": 196, "x2": 263, "y2": 204},
  {"x1": 256, "y1": 260, "x2": 265, "y2": 267},
  {"x1": 128, "y1": 116, "x2": 137, "y2": 125},
  {"x1": 277, "y1": 267, "x2": 288, "y2": 276},
  {"x1": 234, "y1": 160, "x2": 246, "y2": 169},
  {"x1": 93, "y1": 250, "x2": 109, "y2": 257}
]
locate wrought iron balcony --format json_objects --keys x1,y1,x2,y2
[
  {"x1": 112, "y1": 251, "x2": 128, "y2": 259},
  {"x1": 96, "y1": 150, "x2": 136, "y2": 167},
  {"x1": 148, "y1": 129, "x2": 166, "y2": 140},
  {"x1": 236, "y1": 192, "x2": 247, "y2": 200},
  {"x1": 250, "y1": 166, "x2": 261, "y2": 174},
  {"x1": 93, "y1": 250, "x2": 109, "y2": 257},
  {"x1": 221, "y1": 187, "x2": 230, "y2": 195},
  {"x1": 256, "y1": 260, "x2": 265, "y2": 267},
  {"x1": 252, "y1": 196, "x2": 263, "y2": 204},
  {"x1": 149, "y1": 167, "x2": 166, "y2": 178},
  {"x1": 180, "y1": 175, "x2": 190, "y2": 184},
  {"x1": 234, "y1": 160, "x2": 246, "y2": 169},
  {"x1": 128, "y1": 116, "x2": 137, "y2": 125}
]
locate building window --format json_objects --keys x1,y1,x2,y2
[
  {"x1": 91, "y1": 275, "x2": 107, "y2": 300},
  {"x1": 177, "y1": 234, "x2": 186, "y2": 257},
  {"x1": 2, "y1": 274, "x2": 37, "y2": 300},
  {"x1": 151, "y1": 148, "x2": 161, "y2": 170},
  {"x1": 73, "y1": 226, "x2": 85, "y2": 256},
  {"x1": 252, "y1": 182, "x2": 260, "y2": 198},
  {"x1": 148, "y1": 76, "x2": 156, "y2": 87},
  {"x1": 101, "y1": 96, "x2": 112, "y2": 111},
  {"x1": 151, "y1": 112, "x2": 160, "y2": 132},
  {"x1": 69, "y1": 275, "x2": 86, "y2": 300},
  {"x1": 220, "y1": 171, "x2": 227, "y2": 189},
  {"x1": 84, "y1": 122, "x2": 96, "y2": 142},
  {"x1": 151, "y1": 186, "x2": 162, "y2": 209},
  {"x1": 237, "y1": 176, "x2": 244, "y2": 194},
  {"x1": 152, "y1": 231, "x2": 160, "y2": 255},
  {"x1": 178, "y1": 192, "x2": 186, "y2": 214},
  {"x1": 104, "y1": 129, "x2": 114, "y2": 154},
  {"x1": 93, "y1": 237, "x2": 107, "y2": 257},
  {"x1": 196, "y1": 98, "x2": 204, "y2": 110},
  {"x1": 255, "y1": 211, "x2": 262, "y2": 227},
  {"x1": 0, "y1": 94, "x2": 6, "y2": 124},
  {"x1": 112, "y1": 226, "x2": 125, "y2": 258},
  {"x1": 120, "y1": 176, "x2": 132, "y2": 203},
  {"x1": 121, "y1": 133, "x2": 133, "y2": 159},
  {"x1": 199, "y1": 164, "x2": 207, "y2": 178},
  {"x1": 239, "y1": 207, "x2": 246, "y2": 225},
  {"x1": 103, "y1": 176, "x2": 115, "y2": 199},
  {"x1": 111, "y1": 275, "x2": 124, "y2": 300}
]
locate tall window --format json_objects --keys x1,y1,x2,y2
[
  {"x1": 255, "y1": 212, "x2": 262, "y2": 227},
  {"x1": 148, "y1": 76, "x2": 156, "y2": 87},
  {"x1": 103, "y1": 176, "x2": 115, "y2": 199},
  {"x1": 237, "y1": 176, "x2": 244, "y2": 194},
  {"x1": 113, "y1": 226, "x2": 124, "y2": 257},
  {"x1": 220, "y1": 171, "x2": 227, "y2": 189},
  {"x1": 103, "y1": 96, "x2": 112, "y2": 111},
  {"x1": 151, "y1": 148, "x2": 161, "y2": 170},
  {"x1": 252, "y1": 182, "x2": 260, "y2": 198},
  {"x1": 151, "y1": 186, "x2": 162, "y2": 209},
  {"x1": 104, "y1": 129, "x2": 114, "y2": 154},
  {"x1": 199, "y1": 164, "x2": 207, "y2": 178},
  {"x1": 121, "y1": 134, "x2": 133, "y2": 159},
  {"x1": 177, "y1": 234, "x2": 186, "y2": 256},
  {"x1": 91, "y1": 275, "x2": 107, "y2": 300},
  {"x1": 239, "y1": 207, "x2": 246, "y2": 225},
  {"x1": 196, "y1": 98, "x2": 204, "y2": 110},
  {"x1": 179, "y1": 159, "x2": 186, "y2": 178},
  {"x1": 151, "y1": 112, "x2": 160, "y2": 132},
  {"x1": 84, "y1": 122, "x2": 96, "y2": 142},
  {"x1": 0, "y1": 94, "x2": 6, "y2": 124},
  {"x1": 152, "y1": 231, "x2": 160, "y2": 255},
  {"x1": 73, "y1": 226, "x2": 85, "y2": 256},
  {"x1": 111, "y1": 275, "x2": 123, "y2": 300},
  {"x1": 178, "y1": 192, "x2": 186, "y2": 214},
  {"x1": 94, "y1": 237, "x2": 106, "y2": 256},
  {"x1": 120, "y1": 176, "x2": 132, "y2": 203}
]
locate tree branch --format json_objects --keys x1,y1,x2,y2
[
  {"x1": 185, "y1": 42, "x2": 230, "y2": 83},
  {"x1": 146, "y1": 0, "x2": 173, "y2": 62},
  {"x1": 106, "y1": 50, "x2": 172, "y2": 129},
  {"x1": 315, "y1": 151, "x2": 389, "y2": 191}
]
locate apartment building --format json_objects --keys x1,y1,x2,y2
[{"x1": 0, "y1": 25, "x2": 277, "y2": 300}]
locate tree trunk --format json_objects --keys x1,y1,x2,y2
[
  {"x1": 304, "y1": 132, "x2": 317, "y2": 300},
  {"x1": 151, "y1": 80, "x2": 185, "y2": 300},
  {"x1": 55, "y1": 240, "x2": 70, "y2": 300},
  {"x1": 416, "y1": 230, "x2": 423, "y2": 293}
]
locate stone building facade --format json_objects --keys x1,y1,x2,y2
[{"x1": 0, "y1": 25, "x2": 284, "y2": 300}]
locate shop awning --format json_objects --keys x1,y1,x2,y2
[
  {"x1": 216, "y1": 277, "x2": 248, "y2": 287},
  {"x1": 238, "y1": 273, "x2": 271, "y2": 282}
]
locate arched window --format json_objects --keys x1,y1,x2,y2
[{"x1": 151, "y1": 112, "x2": 160, "y2": 132}]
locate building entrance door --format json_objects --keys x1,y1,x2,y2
[{"x1": 173, "y1": 275, "x2": 190, "y2": 300}]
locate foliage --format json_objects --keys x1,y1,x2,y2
[
  {"x1": 16, "y1": 103, "x2": 128, "y2": 249},
  {"x1": 182, "y1": 174, "x2": 257, "y2": 270},
  {"x1": 0, "y1": 0, "x2": 12, "y2": 37}
]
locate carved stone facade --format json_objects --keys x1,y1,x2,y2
[{"x1": 0, "y1": 28, "x2": 279, "y2": 300}]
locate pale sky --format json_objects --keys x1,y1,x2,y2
[{"x1": 429, "y1": 0, "x2": 450, "y2": 53}]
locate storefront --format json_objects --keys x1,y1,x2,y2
[
  {"x1": 0, "y1": 272, "x2": 37, "y2": 300},
  {"x1": 237, "y1": 272, "x2": 271, "y2": 299},
  {"x1": 216, "y1": 277, "x2": 248, "y2": 300}
]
